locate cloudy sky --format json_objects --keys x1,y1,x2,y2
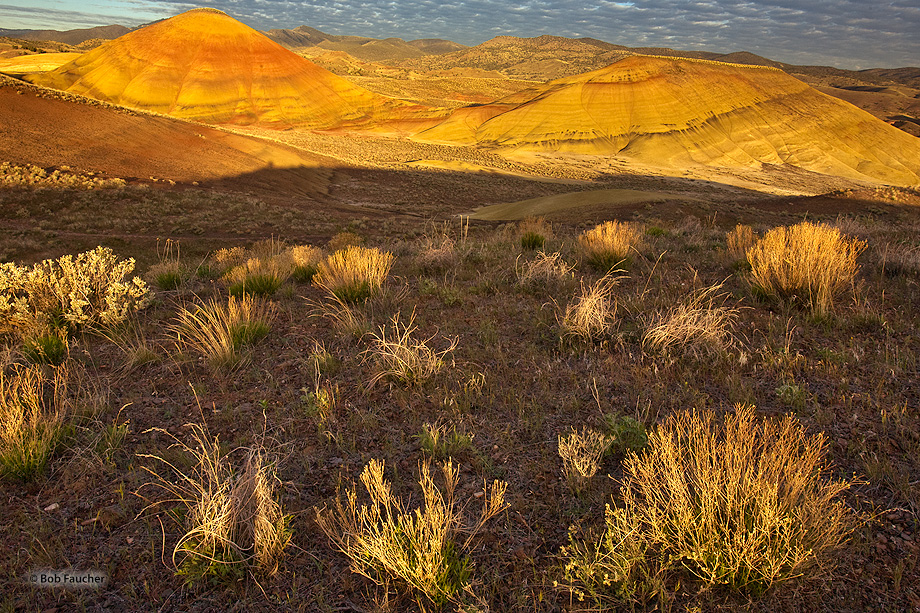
[{"x1": 3, "y1": 0, "x2": 918, "y2": 69}]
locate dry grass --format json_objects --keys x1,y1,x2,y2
[
  {"x1": 0, "y1": 364, "x2": 69, "y2": 481},
  {"x1": 316, "y1": 459, "x2": 507, "y2": 606},
  {"x1": 515, "y1": 251, "x2": 575, "y2": 289},
  {"x1": 578, "y1": 221, "x2": 644, "y2": 271},
  {"x1": 416, "y1": 234, "x2": 458, "y2": 274},
  {"x1": 518, "y1": 216, "x2": 554, "y2": 250},
  {"x1": 879, "y1": 242, "x2": 920, "y2": 277},
  {"x1": 140, "y1": 423, "x2": 291, "y2": 583},
  {"x1": 314, "y1": 246, "x2": 395, "y2": 303},
  {"x1": 289, "y1": 244, "x2": 324, "y2": 282},
  {"x1": 558, "y1": 426, "x2": 613, "y2": 491},
  {"x1": 227, "y1": 253, "x2": 294, "y2": 297},
  {"x1": 558, "y1": 274, "x2": 620, "y2": 343},
  {"x1": 726, "y1": 224, "x2": 756, "y2": 263},
  {"x1": 364, "y1": 310, "x2": 457, "y2": 387},
  {"x1": 747, "y1": 221, "x2": 866, "y2": 315},
  {"x1": 642, "y1": 283, "x2": 738, "y2": 357},
  {"x1": 172, "y1": 295, "x2": 276, "y2": 371},
  {"x1": 564, "y1": 405, "x2": 853, "y2": 600}
]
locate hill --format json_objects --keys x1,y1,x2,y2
[
  {"x1": 0, "y1": 25, "x2": 130, "y2": 46},
  {"x1": 265, "y1": 26, "x2": 466, "y2": 62},
  {"x1": 415, "y1": 55, "x2": 920, "y2": 186},
  {"x1": 23, "y1": 9, "x2": 410, "y2": 127}
]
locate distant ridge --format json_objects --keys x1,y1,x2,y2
[
  {"x1": 0, "y1": 25, "x2": 130, "y2": 46},
  {"x1": 24, "y1": 9, "x2": 410, "y2": 127}
]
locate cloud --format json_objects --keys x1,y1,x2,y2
[{"x1": 4, "y1": 0, "x2": 918, "y2": 68}]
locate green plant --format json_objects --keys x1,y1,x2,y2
[
  {"x1": 0, "y1": 365, "x2": 69, "y2": 481},
  {"x1": 313, "y1": 246, "x2": 394, "y2": 303},
  {"x1": 22, "y1": 331, "x2": 68, "y2": 365},
  {"x1": 520, "y1": 231, "x2": 546, "y2": 250},
  {"x1": 140, "y1": 423, "x2": 292, "y2": 584},
  {"x1": 227, "y1": 255, "x2": 294, "y2": 297},
  {"x1": 578, "y1": 221, "x2": 644, "y2": 271},
  {"x1": 289, "y1": 244, "x2": 324, "y2": 283},
  {"x1": 747, "y1": 221, "x2": 866, "y2": 315},
  {"x1": 364, "y1": 310, "x2": 457, "y2": 387},
  {"x1": 316, "y1": 459, "x2": 507, "y2": 606},
  {"x1": 417, "y1": 422, "x2": 474, "y2": 460},
  {"x1": 776, "y1": 382, "x2": 807, "y2": 409},
  {"x1": 602, "y1": 414, "x2": 648, "y2": 455}
]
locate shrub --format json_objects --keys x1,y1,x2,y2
[
  {"x1": 641, "y1": 283, "x2": 737, "y2": 357},
  {"x1": 562, "y1": 406, "x2": 854, "y2": 602},
  {"x1": 313, "y1": 246, "x2": 394, "y2": 304},
  {"x1": 172, "y1": 295, "x2": 275, "y2": 371},
  {"x1": 747, "y1": 222, "x2": 866, "y2": 315},
  {"x1": 289, "y1": 245, "x2": 324, "y2": 283},
  {"x1": 578, "y1": 221, "x2": 644, "y2": 271},
  {"x1": 558, "y1": 427, "x2": 613, "y2": 491},
  {"x1": 364, "y1": 311, "x2": 457, "y2": 387},
  {"x1": 0, "y1": 247, "x2": 151, "y2": 337},
  {"x1": 0, "y1": 365, "x2": 68, "y2": 481},
  {"x1": 141, "y1": 424, "x2": 291, "y2": 584},
  {"x1": 316, "y1": 459, "x2": 507, "y2": 607},
  {"x1": 558, "y1": 274, "x2": 619, "y2": 343},
  {"x1": 726, "y1": 224, "x2": 756, "y2": 264}
]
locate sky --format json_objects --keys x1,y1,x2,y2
[{"x1": 2, "y1": 0, "x2": 918, "y2": 69}]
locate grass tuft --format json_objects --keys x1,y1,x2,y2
[
  {"x1": 316, "y1": 459, "x2": 507, "y2": 606},
  {"x1": 364, "y1": 310, "x2": 457, "y2": 387},
  {"x1": 578, "y1": 221, "x2": 644, "y2": 271},
  {"x1": 641, "y1": 283, "x2": 738, "y2": 357},
  {"x1": 746, "y1": 221, "x2": 866, "y2": 315},
  {"x1": 558, "y1": 274, "x2": 620, "y2": 343},
  {"x1": 313, "y1": 246, "x2": 394, "y2": 304}
]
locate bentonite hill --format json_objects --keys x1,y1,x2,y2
[{"x1": 2, "y1": 6, "x2": 920, "y2": 613}]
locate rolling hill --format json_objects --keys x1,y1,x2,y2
[{"x1": 415, "y1": 55, "x2": 920, "y2": 185}]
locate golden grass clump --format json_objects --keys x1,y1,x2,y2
[
  {"x1": 562, "y1": 406, "x2": 854, "y2": 601},
  {"x1": 289, "y1": 244, "x2": 324, "y2": 282},
  {"x1": 515, "y1": 251, "x2": 575, "y2": 289},
  {"x1": 726, "y1": 224, "x2": 756, "y2": 263},
  {"x1": 226, "y1": 253, "x2": 294, "y2": 297},
  {"x1": 0, "y1": 365, "x2": 69, "y2": 481},
  {"x1": 313, "y1": 246, "x2": 394, "y2": 303},
  {"x1": 0, "y1": 247, "x2": 151, "y2": 337},
  {"x1": 141, "y1": 424, "x2": 291, "y2": 583},
  {"x1": 558, "y1": 426, "x2": 613, "y2": 491},
  {"x1": 746, "y1": 221, "x2": 866, "y2": 315},
  {"x1": 642, "y1": 283, "x2": 737, "y2": 357},
  {"x1": 558, "y1": 274, "x2": 619, "y2": 343},
  {"x1": 172, "y1": 295, "x2": 275, "y2": 371},
  {"x1": 364, "y1": 311, "x2": 457, "y2": 387},
  {"x1": 518, "y1": 216, "x2": 554, "y2": 250},
  {"x1": 578, "y1": 221, "x2": 644, "y2": 270},
  {"x1": 317, "y1": 459, "x2": 507, "y2": 606}
]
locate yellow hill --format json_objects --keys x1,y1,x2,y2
[
  {"x1": 415, "y1": 55, "x2": 920, "y2": 186},
  {"x1": 24, "y1": 8, "x2": 407, "y2": 127},
  {"x1": 0, "y1": 52, "x2": 82, "y2": 75}
]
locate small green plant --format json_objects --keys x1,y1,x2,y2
[
  {"x1": 602, "y1": 414, "x2": 648, "y2": 455},
  {"x1": 22, "y1": 331, "x2": 68, "y2": 365},
  {"x1": 316, "y1": 459, "x2": 507, "y2": 607},
  {"x1": 300, "y1": 384, "x2": 337, "y2": 422},
  {"x1": 520, "y1": 231, "x2": 546, "y2": 250},
  {"x1": 645, "y1": 226, "x2": 669, "y2": 237},
  {"x1": 776, "y1": 382, "x2": 807, "y2": 409},
  {"x1": 518, "y1": 217, "x2": 553, "y2": 251},
  {"x1": 148, "y1": 239, "x2": 186, "y2": 290},
  {"x1": 417, "y1": 422, "x2": 474, "y2": 460}
]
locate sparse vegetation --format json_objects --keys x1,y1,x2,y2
[
  {"x1": 578, "y1": 221, "x2": 644, "y2": 270},
  {"x1": 747, "y1": 221, "x2": 866, "y2": 315},
  {"x1": 316, "y1": 459, "x2": 507, "y2": 606},
  {"x1": 141, "y1": 423, "x2": 291, "y2": 584}
]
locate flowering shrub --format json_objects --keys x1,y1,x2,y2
[{"x1": 0, "y1": 247, "x2": 151, "y2": 336}]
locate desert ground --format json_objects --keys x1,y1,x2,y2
[{"x1": 2, "y1": 8, "x2": 920, "y2": 612}]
